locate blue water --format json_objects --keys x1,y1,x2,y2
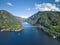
[{"x1": 0, "y1": 22, "x2": 60, "y2": 45}]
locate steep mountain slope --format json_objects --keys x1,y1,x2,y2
[
  {"x1": 27, "y1": 11, "x2": 60, "y2": 39},
  {"x1": 0, "y1": 10, "x2": 23, "y2": 31}
]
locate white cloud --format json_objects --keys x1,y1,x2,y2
[
  {"x1": 20, "y1": 16, "x2": 29, "y2": 18},
  {"x1": 26, "y1": 8, "x2": 31, "y2": 11},
  {"x1": 55, "y1": 0, "x2": 60, "y2": 2},
  {"x1": 7, "y1": 2, "x2": 13, "y2": 6},
  {"x1": 35, "y1": 3, "x2": 60, "y2": 11}
]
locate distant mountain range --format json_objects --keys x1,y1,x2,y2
[
  {"x1": 0, "y1": 10, "x2": 24, "y2": 31},
  {"x1": 27, "y1": 11, "x2": 60, "y2": 40},
  {"x1": 15, "y1": 16, "x2": 25, "y2": 23}
]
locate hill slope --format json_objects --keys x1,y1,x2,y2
[
  {"x1": 27, "y1": 11, "x2": 60, "y2": 39},
  {"x1": 0, "y1": 10, "x2": 23, "y2": 31}
]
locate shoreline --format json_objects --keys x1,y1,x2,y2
[
  {"x1": 29, "y1": 23, "x2": 60, "y2": 41},
  {"x1": 0, "y1": 28, "x2": 24, "y2": 32}
]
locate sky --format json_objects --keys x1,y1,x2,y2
[{"x1": 0, "y1": 0, "x2": 60, "y2": 18}]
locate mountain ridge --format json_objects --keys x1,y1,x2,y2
[
  {"x1": 27, "y1": 11, "x2": 60, "y2": 40},
  {"x1": 0, "y1": 10, "x2": 24, "y2": 31}
]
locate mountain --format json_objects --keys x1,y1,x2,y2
[
  {"x1": 27, "y1": 11, "x2": 60, "y2": 39},
  {"x1": 0, "y1": 10, "x2": 24, "y2": 31},
  {"x1": 15, "y1": 16, "x2": 25, "y2": 23}
]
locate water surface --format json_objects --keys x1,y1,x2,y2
[{"x1": 0, "y1": 22, "x2": 60, "y2": 45}]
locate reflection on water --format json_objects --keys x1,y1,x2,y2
[{"x1": 0, "y1": 22, "x2": 60, "y2": 45}]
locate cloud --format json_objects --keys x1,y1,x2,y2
[
  {"x1": 20, "y1": 16, "x2": 29, "y2": 18},
  {"x1": 35, "y1": 3, "x2": 60, "y2": 11},
  {"x1": 26, "y1": 8, "x2": 31, "y2": 11},
  {"x1": 55, "y1": 0, "x2": 60, "y2": 2},
  {"x1": 7, "y1": 2, "x2": 13, "y2": 6}
]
